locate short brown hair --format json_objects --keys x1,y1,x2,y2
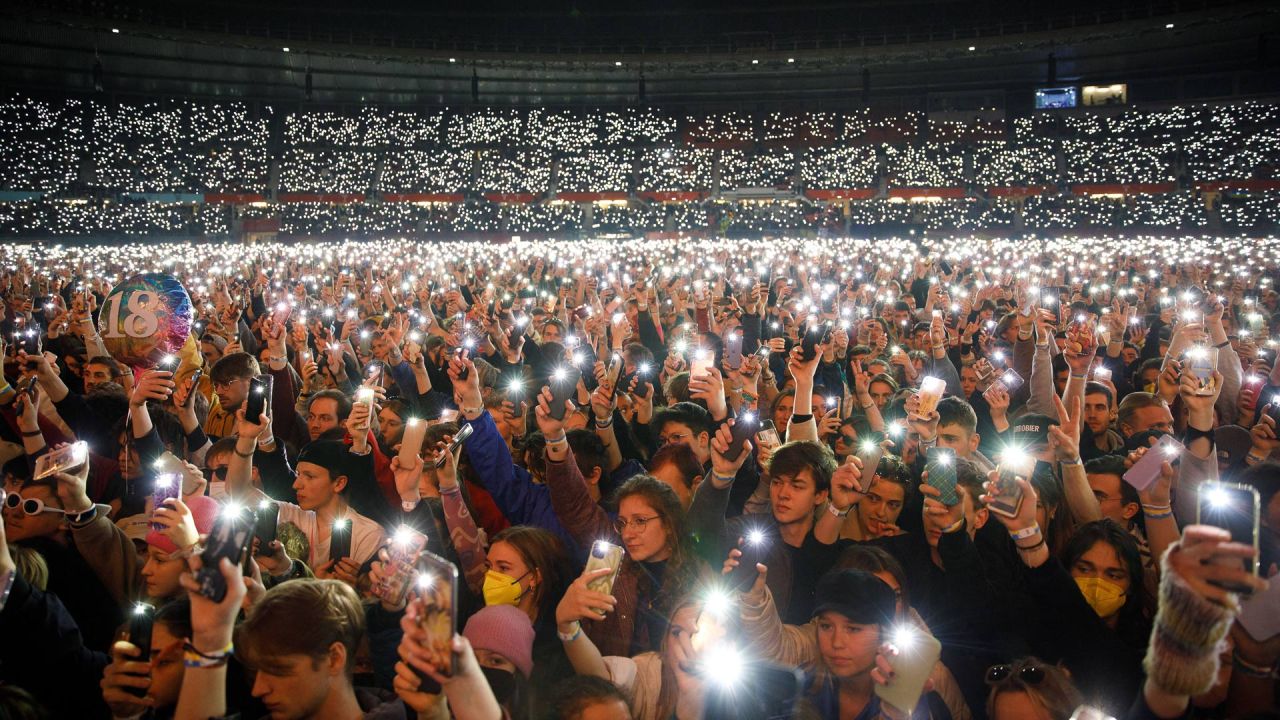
[
  {"x1": 768, "y1": 441, "x2": 837, "y2": 493},
  {"x1": 209, "y1": 352, "x2": 260, "y2": 385},
  {"x1": 235, "y1": 579, "x2": 364, "y2": 676}
]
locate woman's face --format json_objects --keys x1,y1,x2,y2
[
  {"x1": 814, "y1": 611, "x2": 879, "y2": 679},
  {"x1": 991, "y1": 689, "x2": 1054, "y2": 720},
  {"x1": 485, "y1": 541, "x2": 536, "y2": 596},
  {"x1": 141, "y1": 546, "x2": 186, "y2": 600},
  {"x1": 617, "y1": 496, "x2": 670, "y2": 563},
  {"x1": 772, "y1": 395, "x2": 794, "y2": 431},
  {"x1": 1069, "y1": 539, "x2": 1132, "y2": 596}
]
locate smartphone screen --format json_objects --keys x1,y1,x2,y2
[
  {"x1": 432, "y1": 423, "x2": 474, "y2": 468},
  {"x1": 989, "y1": 455, "x2": 1030, "y2": 519},
  {"x1": 1197, "y1": 482, "x2": 1260, "y2": 593},
  {"x1": 33, "y1": 441, "x2": 89, "y2": 480},
  {"x1": 998, "y1": 368, "x2": 1024, "y2": 393},
  {"x1": 756, "y1": 420, "x2": 781, "y2": 449},
  {"x1": 874, "y1": 626, "x2": 942, "y2": 713},
  {"x1": 244, "y1": 375, "x2": 272, "y2": 420},
  {"x1": 150, "y1": 474, "x2": 181, "y2": 529}
]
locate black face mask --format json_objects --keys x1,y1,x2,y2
[{"x1": 481, "y1": 666, "x2": 516, "y2": 705}]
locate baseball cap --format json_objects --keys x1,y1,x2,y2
[
  {"x1": 1011, "y1": 414, "x2": 1058, "y2": 448},
  {"x1": 811, "y1": 569, "x2": 896, "y2": 627}
]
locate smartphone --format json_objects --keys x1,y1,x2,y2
[
  {"x1": 924, "y1": 448, "x2": 960, "y2": 506},
  {"x1": 998, "y1": 368, "x2": 1024, "y2": 393},
  {"x1": 799, "y1": 323, "x2": 831, "y2": 362},
  {"x1": 195, "y1": 506, "x2": 253, "y2": 602},
  {"x1": 547, "y1": 366, "x2": 582, "y2": 422},
  {"x1": 413, "y1": 551, "x2": 459, "y2": 685},
  {"x1": 583, "y1": 540, "x2": 625, "y2": 614},
  {"x1": 1197, "y1": 481, "x2": 1260, "y2": 594},
  {"x1": 244, "y1": 375, "x2": 272, "y2": 420},
  {"x1": 253, "y1": 499, "x2": 279, "y2": 549},
  {"x1": 329, "y1": 517, "x2": 353, "y2": 563},
  {"x1": 725, "y1": 331, "x2": 743, "y2": 370},
  {"x1": 432, "y1": 423, "x2": 474, "y2": 468},
  {"x1": 1092, "y1": 366, "x2": 1112, "y2": 382},
  {"x1": 150, "y1": 473, "x2": 181, "y2": 529},
  {"x1": 724, "y1": 413, "x2": 758, "y2": 463},
  {"x1": 453, "y1": 347, "x2": 470, "y2": 380},
  {"x1": 874, "y1": 626, "x2": 942, "y2": 714},
  {"x1": 605, "y1": 352, "x2": 625, "y2": 400},
  {"x1": 989, "y1": 455, "x2": 1031, "y2": 519},
  {"x1": 690, "y1": 348, "x2": 715, "y2": 377},
  {"x1": 729, "y1": 528, "x2": 771, "y2": 591},
  {"x1": 756, "y1": 420, "x2": 781, "y2": 449},
  {"x1": 125, "y1": 602, "x2": 157, "y2": 695},
  {"x1": 1187, "y1": 347, "x2": 1217, "y2": 396},
  {"x1": 1122, "y1": 435, "x2": 1183, "y2": 492},
  {"x1": 354, "y1": 387, "x2": 377, "y2": 430},
  {"x1": 33, "y1": 441, "x2": 89, "y2": 480},
  {"x1": 377, "y1": 527, "x2": 429, "y2": 608}
]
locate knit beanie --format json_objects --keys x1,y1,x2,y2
[
  {"x1": 1142, "y1": 545, "x2": 1237, "y2": 696},
  {"x1": 462, "y1": 605, "x2": 535, "y2": 678}
]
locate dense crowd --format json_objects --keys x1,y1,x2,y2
[
  {"x1": 1, "y1": 97, "x2": 1278, "y2": 239},
  {"x1": 0, "y1": 234, "x2": 1277, "y2": 720}
]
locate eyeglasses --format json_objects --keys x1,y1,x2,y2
[
  {"x1": 614, "y1": 515, "x2": 661, "y2": 534},
  {"x1": 985, "y1": 664, "x2": 1046, "y2": 686},
  {"x1": 212, "y1": 378, "x2": 248, "y2": 390},
  {"x1": 659, "y1": 433, "x2": 691, "y2": 446},
  {"x1": 4, "y1": 492, "x2": 67, "y2": 517}
]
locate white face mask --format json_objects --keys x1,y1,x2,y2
[{"x1": 208, "y1": 481, "x2": 229, "y2": 501}]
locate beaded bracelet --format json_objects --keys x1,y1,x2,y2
[{"x1": 183, "y1": 640, "x2": 234, "y2": 668}]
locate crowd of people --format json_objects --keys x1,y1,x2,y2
[
  {"x1": 0, "y1": 233, "x2": 1277, "y2": 720},
  {"x1": 1, "y1": 97, "x2": 1279, "y2": 239}
]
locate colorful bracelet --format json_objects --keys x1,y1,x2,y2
[
  {"x1": 1008, "y1": 524, "x2": 1042, "y2": 541},
  {"x1": 183, "y1": 640, "x2": 234, "y2": 668}
]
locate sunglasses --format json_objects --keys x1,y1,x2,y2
[
  {"x1": 202, "y1": 466, "x2": 229, "y2": 481},
  {"x1": 985, "y1": 664, "x2": 1046, "y2": 686},
  {"x1": 4, "y1": 491, "x2": 67, "y2": 517}
]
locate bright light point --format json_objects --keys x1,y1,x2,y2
[
  {"x1": 393, "y1": 526, "x2": 416, "y2": 545},
  {"x1": 553, "y1": 367, "x2": 568, "y2": 381},
  {"x1": 747, "y1": 529, "x2": 766, "y2": 545},
  {"x1": 892, "y1": 626, "x2": 916, "y2": 650},
  {"x1": 704, "y1": 590, "x2": 732, "y2": 618},
  {"x1": 703, "y1": 645, "x2": 744, "y2": 686},
  {"x1": 221, "y1": 502, "x2": 244, "y2": 519},
  {"x1": 134, "y1": 602, "x2": 150, "y2": 615},
  {"x1": 333, "y1": 518, "x2": 349, "y2": 531},
  {"x1": 282, "y1": 47, "x2": 289, "y2": 52},
  {"x1": 1206, "y1": 487, "x2": 1229, "y2": 507},
  {"x1": 638, "y1": 362, "x2": 651, "y2": 373},
  {"x1": 967, "y1": 45, "x2": 976, "y2": 51},
  {"x1": 258, "y1": 499, "x2": 272, "y2": 511},
  {"x1": 416, "y1": 572, "x2": 434, "y2": 589}
]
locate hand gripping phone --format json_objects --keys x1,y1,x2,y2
[
  {"x1": 724, "y1": 331, "x2": 743, "y2": 370},
  {"x1": 729, "y1": 528, "x2": 772, "y2": 592},
  {"x1": 924, "y1": 447, "x2": 960, "y2": 506},
  {"x1": 874, "y1": 625, "x2": 942, "y2": 714},
  {"x1": 253, "y1": 499, "x2": 279, "y2": 549},
  {"x1": 583, "y1": 540, "x2": 625, "y2": 614},
  {"x1": 412, "y1": 551, "x2": 459, "y2": 689},
  {"x1": 150, "y1": 473, "x2": 181, "y2": 530},
  {"x1": 33, "y1": 441, "x2": 89, "y2": 480},
  {"x1": 724, "y1": 413, "x2": 758, "y2": 463},
  {"x1": 989, "y1": 452, "x2": 1032, "y2": 519},
  {"x1": 329, "y1": 517, "x2": 354, "y2": 564},
  {"x1": 377, "y1": 526, "x2": 429, "y2": 607},
  {"x1": 432, "y1": 423, "x2": 474, "y2": 469},
  {"x1": 1121, "y1": 435, "x2": 1183, "y2": 492},
  {"x1": 124, "y1": 602, "x2": 157, "y2": 697},
  {"x1": 244, "y1": 374, "x2": 272, "y2": 420},
  {"x1": 547, "y1": 366, "x2": 582, "y2": 422}
]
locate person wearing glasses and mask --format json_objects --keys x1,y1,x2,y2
[{"x1": 536, "y1": 386, "x2": 708, "y2": 658}]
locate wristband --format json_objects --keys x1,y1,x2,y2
[
  {"x1": 1183, "y1": 425, "x2": 1214, "y2": 446},
  {"x1": 593, "y1": 416, "x2": 614, "y2": 429},
  {"x1": 1059, "y1": 457, "x2": 1082, "y2": 467},
  {"x1": 1070, "y1": 373, "x2": 1087, "y2": 380},
  {"x1": 710, "y1": 471, "x2": 737, "y2": 486},
  {"x1": 183, "y1": 640, "x2": 234, "y2": 668},
  {"x1": 557, "y1": 621, "x2": 583, "y2": 643},
  {"x1": 1246, "y1": 451, "x2": 1268, "y2": 466},
  {"x1": 1213, "y1": 340, "x2": 1230, "y2": 350},
  {"x1": 1015, "y1": 537, "x2": 1047, "y2": 552},
  {"x1": 941, "y1": 517, "x2": 965, "y2": 535},
  {"x1": 20, "y1": 429, "x2": 41, "y2": 437},
  {"x1": 791, "y1": 413, "x2": 814, "y2": 424},
  {"x1": 1008, "y1": 524, "x2": 1042, "y2": 541},
  {"x1": 1141, "y1": 503, "x2": 1172, "y2": 513},
  {"x1": 826, "y1": 502, "x2": 851, "y2": 518},
  {"x1": 1233, "y1": 652, "x2": 1276, "y2": 678},
  {"x1": 233, "y1": 445, "x2": 255, "y2": 458},
  {"x1": 545, "y1": 432, "x2": 568, "y2": 445},
  {"x1": 1143, "y1": 508, "x2": 1174, "y2": 520}
]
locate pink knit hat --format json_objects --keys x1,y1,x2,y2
[
  {"x1": 145, "y1": 495, "x2": 219, "y2": 555},
  {"x1": 462, "y1": 605, "x2": 535, "y2": 678}
]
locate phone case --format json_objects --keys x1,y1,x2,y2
[
  {"x1": 729, "y1": 529, "x2": 772, "y2": 591},
  {"x1": 432, "y1": 423, "x2": 474, "y2": 468},
  {"x1": 378, "y1": 527, "x2": 429, "y2": 607},
  {"x1": 414, "y1": 551, "x2": 459, "y2": 682},
  {"x1": 245, "y1": 375, "x2": 272, "y2": 420},
  {"x1": 329, "y1": 517, "x2": 354, "y2": 563},
  {"x1": 33, "y1": 441, "x2": 89, "y2": 480},
  {"x1": 925, "y1": 450, "x2": 960, "y2": 506},
  {"x1": 150, "y1": 473, "x2": 181, "y2": 529},
  {"x1": 724, "y1": 414, "x2": 758, "y2": 462},
  {"x1": 606, "y1": 353, "x2": 625, "y2": 399},
  {"x1": 725, "y1": 332, "x2": 743, "y2": 369},
  {"x1": 254, "y1": 500, "x2": 279, "y2": 548},
  {"x1": 874, "y1": 628, "x2": 941, "y2": 713},
  {"x1": 584, "y1": 541, "x2": 625, "y2": 612},
  {"x1": 125, "y1": 602, "x2": 156, "y2": 696},
  {"x1": 548, "y1": 366, "x2": 582, "y2": 422},
  {"x1": 1197, "y1": 482, "x2": 1260, "y2": 592},
  {"x1": 196, "y1": 510, "x2": 253, "y2": 602},
  {"x1": 756, "y1": 421, "x2": 781, "y2": 449},
  {"x1": 998, "y1": 368, "x2": 1025, "y2": 393},
  {"x1": 987, "y1": 466, "x2": 1026, "y2": 519},
  {"x1": 1122, "y1": 435, "x2": 1184, "y2": 492}
]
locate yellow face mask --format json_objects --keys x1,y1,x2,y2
[
  {"x1": 1075, "y1": 576, "x2": 1126, "y2": 618},
  {"x1": 483, "y1": 569, "x2": 528, "y2": 607}
]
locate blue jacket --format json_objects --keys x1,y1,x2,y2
[{"x1": 461, "y1": 411, "x2": 580, "y2": 555}]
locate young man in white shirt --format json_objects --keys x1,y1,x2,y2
[{"x1": 226, "y1": 408, "x2": 384, "y2": 586}]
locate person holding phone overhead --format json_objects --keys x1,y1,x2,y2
[{"x1": 537, "y1": 383, "x2": 707, "y2": 658}]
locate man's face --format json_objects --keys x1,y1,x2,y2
[
  {"x1": 200, "y1": 341, "x2": 223, "y2": 365},
  {"x1": 83, "y1": 361, "x2": 115, "y2": 393},
  {"x1": 141, "y1": 545, "x2": 186, "y2": 600},
  {"x1": 1083, "y1": 392, "x2": 1113, "y2": 435},
  {"x1": 769, "y1": 467, "x2": 827, "y2": 527},
  {"x1": 868, "y1": 381, "x2": 894, "y2": 409},
  {"x1": 657, "y1": 422, "x2": 710, "y2": 464},
  {"x1": 856, "y1": 477, "x2": 905, "y2": 538},
  {"x1": 1123, "y1": 404, "x2": 1174, "y2": 438},
  {"x1": 1054, "y1": 369, "x2": 1069, "y2": 395},
  {"x1": 936, "y1": 422, "x2": 978, "y2": 460},
  {"x1": 250, "y1": 652, "x2": 339, "y2": 720},
  {"x1": 542, "y1": 323, "x2": 563, "y2": 344},
  {"x1": 2, "y1": 482, "x2": 64, "y2": 542},
  {"x1": 959, "y1": 366, "x2": 977, "y2": 398},
  {"x1": 214, "y1": 376, "x2": 251, "y2": 411},
  {"x1": 371, "y1": 333, "x2": 391, "y2": 361},
  {"x1": 648, "y1": 462, "x2": 694, "y2": 509},
  {"x1": 307, "y1": 397, "x2": 341, "y2": 441},
  {"x1": 292, "y1": 462, "x2": 341, "y2": 511},
  {"x1": 1121, "y1": 346, "x2": 1138, "y2": 364},
  {"x1": 1088, "y1": 472, "x2": 1136, "y2": 526}
]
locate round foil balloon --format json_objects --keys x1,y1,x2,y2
[{"x1": 98, "y1": 273, "x2": 194, "y2": 369}]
